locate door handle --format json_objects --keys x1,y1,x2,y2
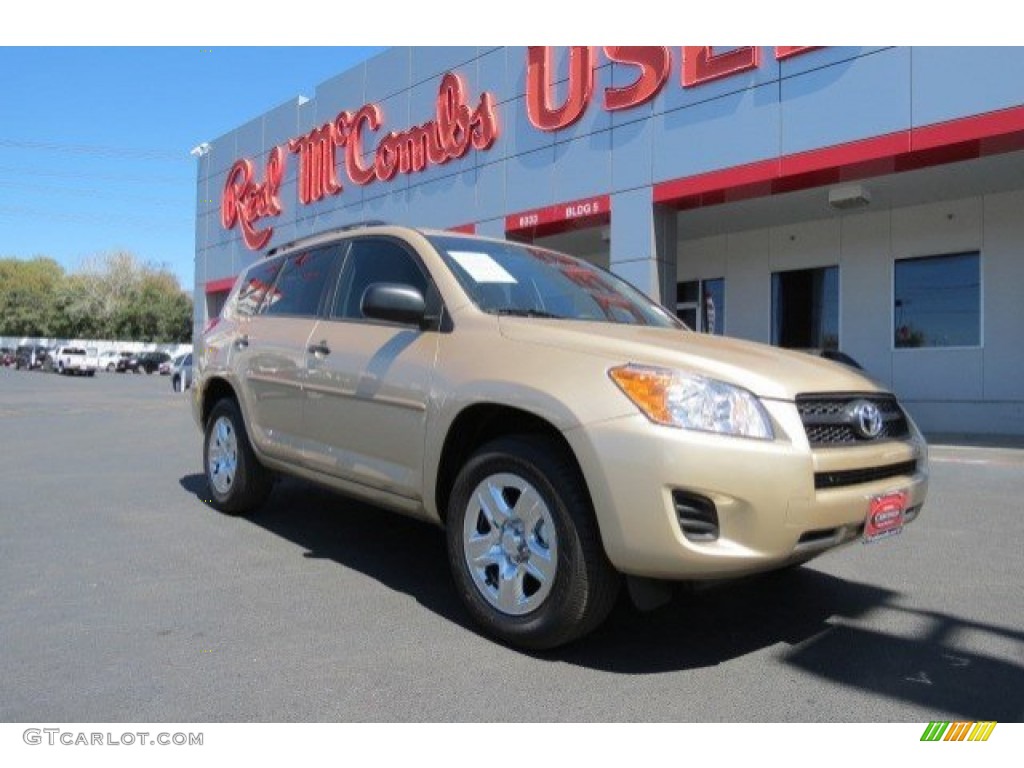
[
  {"x1": 308, "y1": 341, "x2": 331, "y2": 357},
  {"x1": 234, "y1": 335, "x2": 249, "y2": 350}
]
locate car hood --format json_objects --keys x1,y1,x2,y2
[{"x1": 498, "y1": 319, "x2": 883, "y2": 401}]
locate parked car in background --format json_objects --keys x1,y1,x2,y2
[
  {"x1": 0, "y1": 347, "x2": 14, "y2": 366},
  {"x1": 39, "y1": 348, "x2": 60, "y2": 373},
  {"x1": 115, "y1": 352, "x2": 137, "y2": 373},
  {"x1": 97, "y1": 350, "x2": 122, "y2": 371},
  {"x1": 55, "y1": 346, "x2": 97, "y2": 376},
  {"x1": 14, "y1": 345, "x2": 48, "y2": 370},
  {"x1": 137, "y1": 351, "x2": 171, "y2": 374},
  {"x1": 170, "y1": 353, "x2": 193, "y2": 392}
]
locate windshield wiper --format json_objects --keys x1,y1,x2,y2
[{"x1": 493, "y1": 308, "x2": 564, "y2": 319}]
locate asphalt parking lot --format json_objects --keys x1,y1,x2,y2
[{"x1": 1, "y1": 367, "x2": 1022, "y2": 722}]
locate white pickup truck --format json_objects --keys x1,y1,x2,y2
[{"x1": 55, "y1": 346, "x2": 98, "y2": 376}]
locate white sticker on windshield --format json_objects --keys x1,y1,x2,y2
[{"x1": 449, "y1": 251, "x2": 517, "y2": 284}]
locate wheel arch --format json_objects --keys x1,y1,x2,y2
[
  {"x1": 200, "y1": 375, "x2": 240, "y2": 428},
  {"x1": 434, "y1": 403, "x2": 595, "y2": 528}
]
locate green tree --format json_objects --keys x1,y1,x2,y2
[
  {"x1": 0, "y1": 251, "x2": 191, "y2": 342},
  {"x1": 0, "y1": 257, "x2": 65, "y2": 336}
]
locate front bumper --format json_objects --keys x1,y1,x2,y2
[{"x1": 564, "y1": 403, "x2": 928, "y2": 580}]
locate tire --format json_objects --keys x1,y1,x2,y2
[
  {"x1": 107, "y1": 363, "x2": 115, "y2": 372},
  {"x1": 446, "y1": 435, "x2": 620, "y2": 650},
  {"x1": 203, "y1": 398, "x2": 272, "y2": 515},
  {"x1": 172, "y1": 376, "x2": 182, "y2": 393}
]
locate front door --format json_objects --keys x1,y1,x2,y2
[{"x1": 302, "y1": 237, "x2": 438, "y2": 500}]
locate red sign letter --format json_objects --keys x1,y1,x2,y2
[
  {"x1": 289, "y1": 122, "x2": 343, "y2": 204},
  {"x1": 775, "y1": 46, "x2": 821, "y2": 61},
  {"x1": 343, "y1": 105, "x2": 382, "y2": 186},
  {"x1": 602, "y1": 47, "x2": 671, "y2": 111},
  {"x1": 682, "y1": 46, "x2": 760, "y2": 87},
  {"x1": 220, "y1": 148, "x2": 285, "y2": 251},
  {"x1": 526, "y1": 46, "x2": 595, "y2": 131}
]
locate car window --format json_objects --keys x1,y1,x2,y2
[
  {"x1": 261, "y1": 246, "x2": 338, "y2": 318},
  {"x1": 427, "y1": 235, "x2": 680, "y2": 328},
  {"x1": 332, "y1": 238, "x2": 428, "y2": 320},
  {"x1": 234, "y1": 258, "x2": 284, "y2": 317}
]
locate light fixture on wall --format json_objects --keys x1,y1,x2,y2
[
  {"x1": 600, "y1": 226, "x2": 611, "y2": 243},
  {"x1": 828, "y1": 184, "x2": 871, "y2": 210}
]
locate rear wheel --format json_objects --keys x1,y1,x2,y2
[
  {"x1": 203, "y1": 398, "x2": 272, "y2": 515},
  {"x1": 173, "y1": 376, "x2": 183, "y2": 393},
  {"x1": 446, "y1": 435, "x2": 620, "y2": 650}
]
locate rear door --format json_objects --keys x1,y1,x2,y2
[
  {"x1": 234, "y1": 246, "x2": 343, "y2": 460},
  {"x1": 302, "y1": 237, "x2": 440, "y2": 499}
]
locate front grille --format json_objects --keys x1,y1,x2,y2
[
  {"x1": 672, "y1": 491, "x2": 719, "y2": 542},
  {"x1": 797, "y1": 393, "x2": 910, "y2": 446},
  {"x1": 815, "y1": 460, "x2": 918, "y2": 490}
]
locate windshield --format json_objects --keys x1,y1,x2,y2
[{"x1": 427, "y1": 235, "x2": 681, "y2": 328}]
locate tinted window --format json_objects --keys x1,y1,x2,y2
[
  {"x1": 333, "y1": 239, "x2": 428, "y2": 320},
  {"x1": 262, "y1": 247, "x2": 337, "y2": 318},
  {"x1": 894, "y1": 252, "x2": 980, "y2": 348},
  {"x1": 234, "y1": 259, "x2": 283, "y2": 317}
]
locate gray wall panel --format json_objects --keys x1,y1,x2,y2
[
  {"x1": 780, "y1": 47, "x2": 911, "y2": 155},
  {"x1": 912, "y1": 47, "x2": 1024, "y2": 127},
  {"x1": 552, "y1": 132, "x2": 612, "y2": 203},
  {"x1": 653, "y1": 84, "x2": 780, "y2": 182}
]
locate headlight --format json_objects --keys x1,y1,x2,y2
[{"x1": 609, "y1": 364, "x2": 773, "y2": 440}]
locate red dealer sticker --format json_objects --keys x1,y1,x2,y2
[{"x1": 864, "y1": 491, "x2": 907, "y2": 543}]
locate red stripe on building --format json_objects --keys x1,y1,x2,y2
[
  {"x1": 506, "y1": 194, "x2": 611, "y2": 238},
  {"x1": 205, "y1": 277, "x2": 235, "y2": 294},
  {"x1": 655, "y1": 105, "x2": 1024, "y2": 210},
  {"x1": 448, "y1": 223, "x2": 477, "y2": 234}
]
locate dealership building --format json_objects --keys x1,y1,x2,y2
[{"x1": 194, "y1": 46, "x2": 1024, "y2": 436}]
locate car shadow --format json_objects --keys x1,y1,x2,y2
[
  {"x1": 179, "y1": 473, "x2": 473, "y2": 633},
  {"x1": 178, "y1": 472, "x2": 1024, "y2": 720}
]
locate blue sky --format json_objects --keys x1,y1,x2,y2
[{"x1": 0, "y1": 47, "x2": 384, "y2": 290}]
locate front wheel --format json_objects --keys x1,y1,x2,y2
[
  {"x1": 446, "y1": 435, "x2": 619, "y2": 650},
  {"x1": 203, "y1": 398, "x2": 272, "y2": 515}
]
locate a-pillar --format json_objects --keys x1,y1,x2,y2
[{"x1": 609, "y1": 189, "x2": 677, "y2": 306}]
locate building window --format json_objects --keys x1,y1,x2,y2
[
  {"x1": 894, "y1": 252, "x2": 980, "y2": 348},
  {"x1": 771, "y1": 266, "x2": 839, "y2": 350},
  {"x1": 676, "y1": 278, "x2": 725, "y2": 334}
]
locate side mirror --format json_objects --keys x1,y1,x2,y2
[{"x1": 361, "y1": 283, "x2": 428, "y2": 327}]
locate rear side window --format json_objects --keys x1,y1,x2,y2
[
  {"x1": 332, "y1": 239, "x2": 428, "y2": 320},
  {"x1": 262, "y1": 247, "x2": 338, "y2": 318},
  {"x1": 234, "y1": 259, "x2": 283, "y2": 317}
]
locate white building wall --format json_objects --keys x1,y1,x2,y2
[{"x1": 677, "y1": 189, "x2": 1024, "y2": 436}]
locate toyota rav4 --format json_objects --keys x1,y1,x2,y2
[{"x1": 193, "y1": 223, "x2": 928, "y2": 649}]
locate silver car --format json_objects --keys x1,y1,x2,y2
[{"x1": 170, "y1": 353, "x2": 193, "y2": 392}]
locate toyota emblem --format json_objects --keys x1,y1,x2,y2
[{"x1": 848, "y1": 400, "x2": 884, "y2": 439}]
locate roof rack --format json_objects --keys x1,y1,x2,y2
[{"x1": 264, "y1": 220, "x2": 395, "y2": 258}]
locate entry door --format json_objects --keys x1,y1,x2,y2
[{"x1": 302, "y1": 237, "x2": 438, "y2": 500}]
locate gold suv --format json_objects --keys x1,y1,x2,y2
[{"x1": 194, "y1": 223, "x2": 928, "y2": 649}]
